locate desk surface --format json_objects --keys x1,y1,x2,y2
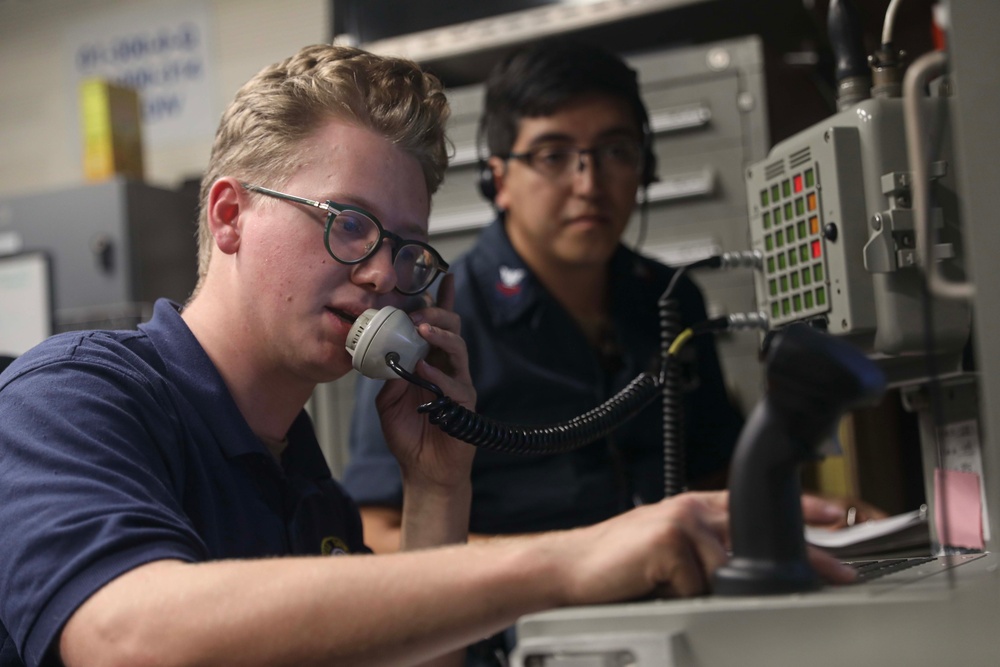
[{"x1": 512, "y1": 552, "x2": 999, "y2": 666}]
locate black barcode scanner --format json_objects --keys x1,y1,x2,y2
[{"x1": 714, "y1": 323, "x2": 886, "y2": 595}]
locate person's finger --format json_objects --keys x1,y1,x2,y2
[
  {"x1": 436, "y1": 273, "x2": 455, "y2": 311},
  {"x1": 647, "y1": 495, "x2": 729, "y2": 597},
  {"x1": 853, "y1": 501, "x2": 889, "y2": 522},
  {"x1": 801, "y1": 493, "x2": 847, "y2": 527},
  {"x1": 807, "y1": 545, "x2": 857, "y2": 584},
  {"x1": 657, "y1": 538, "x2": 710, "y2": 598},
  {"x1": 679, "y1": 491, "x2": 731, "y2": 546}
]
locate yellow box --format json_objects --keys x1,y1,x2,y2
[{"x1": 80, "y1": 78, "x2": 145, "y2": 182}]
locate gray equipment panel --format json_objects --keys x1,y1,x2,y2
[{"x1": 0, "y1": 177, "x2": 198, "y2": 331}]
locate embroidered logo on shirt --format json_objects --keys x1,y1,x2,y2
[
  {"x1": 321, "y1": 535, "x2": 349, "y2": 555},
  {"x1": 496, "y1": 265, "x2": 526, "y2": 297}
]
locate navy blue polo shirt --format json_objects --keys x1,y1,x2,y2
[
  {"x1": 344, "y1": 219, "x2": 743, "y2": 534},
  {"x1": 0, "y1": 299, "x2": 367, "y2": 667}
]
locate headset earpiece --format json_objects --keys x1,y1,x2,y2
[
  {"x1": 478, "y1": 159, "x2": 497, "y2": 203},
  {"x1": 475, "y1": 117, "x2": 499, "y2": 203},
  {"x1": 640, "y1": 126, "x2": 657, "y2": 188}
]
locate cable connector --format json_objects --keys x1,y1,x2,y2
[
  {"x1": 694, "y1": 311, "x2": 770, "y2": 334},
  {"x1": 684, "y1": 250, "x2": 763, "y2": 271},
  {"x1": 718, "y1": 250, "x2": 764, "y2": 271},
  {"x1": 726, "y1": 311, "x2": 770, "y2": 332}
]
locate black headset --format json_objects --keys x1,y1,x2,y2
[
  {"x1": 475, "y1": 114, "x2": 501, "y2": 203},
  {"x1": 475, "y1": 115, "x2": 657, "y2": 204}
]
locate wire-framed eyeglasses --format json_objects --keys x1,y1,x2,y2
[
  {"x1": 506, "y1": 139, "x2": 644, "y2": 181},
  {"x1": 242, "y1": 183, "x2": 448, "y2": 295}
]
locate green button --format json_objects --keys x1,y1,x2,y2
[
  {"x1": 782, "y1": 180, "x2": 791, "y2": 198},
  {"x1": 798, "y1": 220, "x2": 807, "y2": 238},
  {"x1": 785, "y1": 202, "x2": 793, "y2": 220},
  {"x1": 769, "y1": 279, "x2": 777, "y2": 296},
  {"x1": 796, "y1": 198, "x2": 805, "y2": 216},
  {"x1": 793, "y1": 294, "x2": 802, "y2": 312},
  {"x1": 814, "y1": 264, "x2": 824, "y2": 281},
  {"x1": 788, "y1": 249, "x2": 797, "y2": 267},
  {"x1": 805, "y1": 169, "x2": 815, "y2": 187},
  {"x1": 776, "y1": 230, "x2": 784, "y2": 247},
  {"x1": 791, "y1": 272, "x2": 800, "y2": 288},
  {"x1": 780, "y1": 275, "x2": 788, "y2": 293},
  {"x1": 763, "y1": 211, "x2": 771, "y2": 229},
  {"x1": 765, "y1": 235, "x2": 773, "y2": 251},
  {"x1": 817, "y1": 287, "x2": 826, "y2": 305},
  {"x1": 805, "y1": 291, "x2": 814, "y2": 308},
  {"x1": 802, "y1": 268, "x2": 811, "y2": 285},
  {"x1": 771, "y1": 184, "x2": 780, "y2": 202},
  {"x1": 782, "y1": 298, "x2": 791, "y2": 315},
  {"x1": 761, "y1": 190, "x2": 769, "y2": 206},
  {"x1": 778, "y1": 254, "x2": 787, "y2": 269},
  {"x1": 772, "y1": 302, "x2": 780, "y2": 318}
]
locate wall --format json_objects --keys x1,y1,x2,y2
[
  {"x1": 0, "y1": 0, "x2": 356, "y2": 469},
  {"x1": 0, "y1": 0, "x2": 328, "y2": 198}
]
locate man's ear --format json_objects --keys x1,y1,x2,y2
[
  {"x1": 487, "y1": 156, "x2": 509, "y2": 211},
  {"x1": 206, "y1": 177, "x2": 246, "y2": 255}
]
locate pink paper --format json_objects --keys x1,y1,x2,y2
[{"x1": 934, "y1": 468, "x2": 984, "y2": 550}]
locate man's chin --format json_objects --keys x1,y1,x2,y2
[{"x1": 557, "y1": 239, "x2": 619, "y2": 266}]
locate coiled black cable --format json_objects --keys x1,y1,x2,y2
[
  {"x1": 659, "y1": 294, "x2": 685, "y2": 498},
  {"x1": 384, "y1": 250, "x2": 764, "y2": 461},
  {"x1": 387, "y1": 354, "x2": 662, "y2": 456}
]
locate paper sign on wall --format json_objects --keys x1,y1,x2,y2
[{"x1": 65, "y1": 1, "x2": 217, "y2": 146}]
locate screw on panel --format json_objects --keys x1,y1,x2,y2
[{"x1": 707, "y1": 48, "x2": 731, "y2": 71}]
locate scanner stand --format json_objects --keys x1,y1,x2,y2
[{"x1": 714, "y1": 323, "x2": 886, "y2": 596}]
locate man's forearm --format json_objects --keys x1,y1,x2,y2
[
  {"x1": 61, "y1": 541, "x2": 563, "y2": 667},
  {"x1": 399, "y1": 477, "x2": 472, "y2": 551}
]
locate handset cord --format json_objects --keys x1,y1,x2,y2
[
  {"x1": 388, "y1": 356, "x2": 662, "y2": 456},
  {"x1": 386, "y1": 250, "x2": 766, "y2": 459}
]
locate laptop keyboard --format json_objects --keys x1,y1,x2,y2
[{"x1": 848, "y1": 557, "x2": 937, "y2": 582}]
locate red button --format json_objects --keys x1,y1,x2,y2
[
  {"x1": 812, "y1": 240, "x2": 822, "y2": 258},
  {"x1": 794, "y1": 174, "x2": 804, "y2": 193}
]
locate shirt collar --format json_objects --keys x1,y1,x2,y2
[
  {"x1": 139, "y1": 299, "x2": 281, "y2": 461},
  {"x1": 466, "y1": 219, "x2": 654, "y2": 329}
]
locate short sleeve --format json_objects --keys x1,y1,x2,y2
[{"x1": 0, "y1": 354, "x2": 206, "y2": 667}]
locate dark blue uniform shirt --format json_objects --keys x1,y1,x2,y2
[
  {"x1": 0, "y1": 300, "x2": 367, "y2": 667},
  {"x1": 344, "y1": 220, "x2": 743, "y2": 534}
]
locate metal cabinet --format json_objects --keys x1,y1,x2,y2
[{"x1": 0, "y1": 177, "x2": 198, "y2": 331}]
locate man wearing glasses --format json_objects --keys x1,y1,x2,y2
[
  {"x1": 347, "y1": 39, "x2": 744, "y2": 548},
  {"x1": 0, "y1": 44, "x2": 853, "y2": 667},
  {"x1": 344, "y1": 39, "x2": 748, "y2": 664}
]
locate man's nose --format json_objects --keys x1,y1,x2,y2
[
  {"x1": 571, "y1": 150, "x2": 602, "y2": 191},
  {"x1": 351, "y1": 243, "x2": 397, "y2": 294}
]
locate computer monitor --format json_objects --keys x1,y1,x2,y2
[{"x1": 0, "y1": 251, "x2": 53, "y2": 358}]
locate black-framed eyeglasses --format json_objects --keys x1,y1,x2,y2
[
  {"x1": 507, "y1": 139, "x2": 644, "y2": 182},
  {"x1": 242, "y1": 183, "x2": 448, "y2": 295}
]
